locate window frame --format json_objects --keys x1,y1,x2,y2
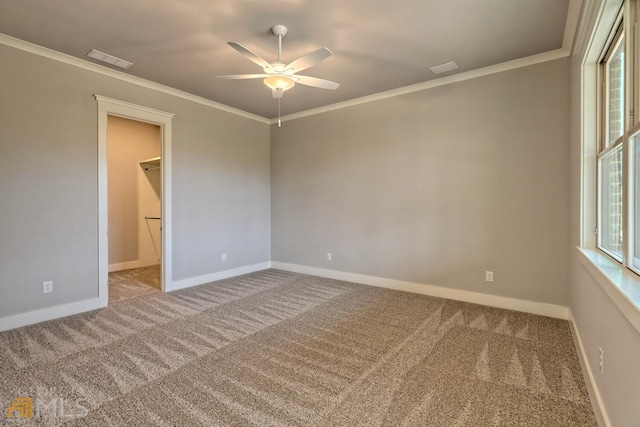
[
  {"x1": 596, "y1": 0, "x2": 640, "y2": 275},
  {"x1": 600, "y1": 22, "x2": 625, "y2": 150},
  {"x1": 597, "y1": 144, "x2": 624, "y2": 260}
]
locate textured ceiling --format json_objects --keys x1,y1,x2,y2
[{"x1": 0, "y1": 0, "x2": 571, "y2": 119}]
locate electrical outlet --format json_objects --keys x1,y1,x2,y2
[
  {"x1": 599, "y1": 347, "x2": 604, "y2": 374},
  {"x1": 43, "y1": 281, "x2": 53, "y2": 293},
  {"x1": 326, "y1": 252, "x2": 332, "y2": 261},
  {"x1": 221, "y1": 253, "x2": 227, "y2": 262},
  {"x1": 485, "y1": 271, "x2": 494, "y2": 282}
]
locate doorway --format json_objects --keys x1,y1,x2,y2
[
  {"x1": 95, "y1": 95, "x2": 174, "y2": 306},
  {"x1": 107, "y1": 116, "x2": 162, "y2": 302}
]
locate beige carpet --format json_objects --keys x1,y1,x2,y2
[
  {"x1": 108, "y1": 265, "x2": 161, "y2": 303},
  {"x1": 0, "y1": 269, "x2": 596, "y2": 426}
]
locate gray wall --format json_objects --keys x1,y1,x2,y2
[
  {"x1": 0, "y1": 44, "x2": 271, "y2": 317},
  {"x1": 271, "y1": 58, "x2": 571, "y2": 306},
  {"x1": 570, "y1": 260, "x2": 640, "y2": 426},
  {"x1": 3, "y1": 19, "x2": 638, "y2": 423},
  {"x1": 107, "y1": 115, "x2": 161, "y2": 265}
]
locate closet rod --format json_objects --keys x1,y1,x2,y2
[
  {"x1": 144, "y1": 166, "x2": 161, "y2": 171},
  {"x1": 145, "y1": 216, "x2": 161, "y2": 220}
]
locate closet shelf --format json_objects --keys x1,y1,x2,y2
[{"x1": 140, "y1": 157, "x2": 161, "y2": 171}]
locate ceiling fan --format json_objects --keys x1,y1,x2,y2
[{"x1": 216, "y1": 24, "x2": 339, "y2": 99}]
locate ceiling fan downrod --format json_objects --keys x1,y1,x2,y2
[{"x1": 272, "y1": 25, "x2": 288, "y2": 63}]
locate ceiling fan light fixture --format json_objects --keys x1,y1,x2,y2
[{"x1": 264, "y1": 75, "x2": 295, "y2": 91}]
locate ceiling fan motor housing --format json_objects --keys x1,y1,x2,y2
[{"x1": 272, "y1": 25, "x2": 288, "y2": 37}]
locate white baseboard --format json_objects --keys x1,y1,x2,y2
[
  {"x1": 0, "y1": 296, "x2": 107, "y2": 332},
  {"x1": 0, "y1": 262, "x2": 270, "y2": 332},
  {"x1": 108, "y1": 260, "x2": 140, "y2": 272},
  {"x1": 0, "y1": 261, "x2": 568, "y2": 332},
  {"x1": 167, "y1": 262, "x2": 271, "y2": 292},
  {"x1": 568, "y1": 309, "x2": 611, "y2": 427},
  {"x1": 271, "y1": 262, "x2": 569, "y2": 319}
]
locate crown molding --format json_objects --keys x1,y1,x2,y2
[
  {"x1": 563, "y1": 0, "x2": 584, "y2": 53},
  {"x1": 272, "y1": 48, "x2": 570, "y2": 124},
  {"x1": 572, "y1": 0, "x2": 605, "y2": 58},
  {"x1": 0, "y1": 32, "x2": 571, "y2": 126},
  {"x1": 0, "y1": 33, "x2": 270, "y2": 124}
]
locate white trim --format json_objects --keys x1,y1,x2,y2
[
  {"x1": 582, "y1": 53, "x2": 598, "y2": 249},
  {"x1": 0, "y1": 298, "x2": 106, "y2": 333},
  {"x1": 95, "y1": 95, "x2": 174, "y2": 297},
  {"x1": 577, "y1": 247, "x2": 640, "y2": 333},
  {"x1": 569, "y1": 308, "x2": 612, "y2": 427},
  {"x1": 271, "y1": 262, "x2": 569, "y2": 319},
  {"x1": 1, "y1": 32, "x2": 572, "y2": 125},
  {"x1": 0, "y1": 33, "x2": 269, "y2": 124},
  {"x1": 574, "y1": 0, "x2": 605, "y2": 57},
  {"x1": 108, "y1": 260, "x2": 141, "y2": 273},
  {"x1": 564, "y1": 0, "x2": 586, "y2": 54},
  {"x1": 272, "y1": 49, "x2": 570, "y2": 124},
  {"x1": 94, "y1": 95, "x2": 175, "y2": 119},
  {"x1": 581, "y1": 0, "x2": 622, "y2": 250},
  {"x1": 168, "y1": 262, "x2": 271, "y2": 292},
  {"x1": 0, "y1": 262, "x2": 270, "y2": 331},
  {"x1": 0, "y1": 260, "x2": 575, "y2": 330}
]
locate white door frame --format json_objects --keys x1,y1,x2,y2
[{"x1": 95, "y1": 95, "x2": 174, "y2": 302}]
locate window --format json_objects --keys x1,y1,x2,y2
[
  {"x1": 599, "y1": 145, "x2": 623, "y2": 258},
  {"x1": 597, "y1": 2, "x2": 640, "y2": 274},
  {"x1": 605, "y1": 31, "x2": 625, "y2": 146}
]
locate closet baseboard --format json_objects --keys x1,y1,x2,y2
[{"x1": 108, "y1": 260, "x2": 141, "y2": 272}]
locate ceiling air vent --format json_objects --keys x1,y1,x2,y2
[
  {"x1": 430, "y1": 61, "x2": 458, "y2": 75},
  {"x1": 86, "y1": 49, "x2": 133, "y2": 69}
]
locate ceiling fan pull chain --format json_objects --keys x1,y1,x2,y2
[{"x1": 278, "y1": 96, "x2": 282, "y2": 127}]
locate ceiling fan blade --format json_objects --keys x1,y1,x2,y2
[
  {"x1": 228, "y1": 42, "x2": 273, "y2": 71},
  {"x1": 272, "y1": 88, "x2": 284, "y2": 99},
  {"x1": 286, "y1": 47, "x2": 333, "y2": 73},
  {"x1": 293, "y1": 75, "x2": 339, "y2": 90},
  {"x1": 215, "y1": 74, "x2": 269, "y2": 80}
]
